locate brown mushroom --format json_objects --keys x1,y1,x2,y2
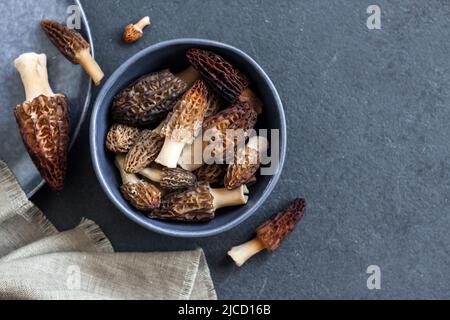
[
  {"x1": 123, "y1": 16, "x2": 151, "y2": 44},
  {"x1": 193, "y1": 164, "x2": 226, "y2": 185},
  {"x1": 124, "y1": 125, "x2": 164, "y2": 173},
  {"x1": 178, "y1": 101, "x2": 258, "y2": 171},
  {"x1": 139, "y1": 167, "x2": 197, "y2": 190},
  {"x1": 155, "y1": 80, "x2": 209, "y2": 168},
  {"x1": 41, "y1": 20, "x2": 104, "y2": 86},
  {"x1": 105, "y1": 124, "x2": 141, "y2": 153},
  {"x1": 150, "y1": 182, "x2": 249, "y2": 222},
  {"x1": 224, "y1": 136, "x2": 269, "y2": 190},
  {"x1": 204, "y1": 89, "x2": 225, "y2": 117},
  {"x1": 13, "y1": 53, "x2": 70, "y2": 192},
  {"x1": 228, "y1": 198, "x2": 306, "y2": 267},
  {"x1": 112, "y1": 68, "x2": 200, "y2": 126},
  {"x1": 187, "y1": 48, "x2": 262, "y2": 114},
  {"x1": 115, "y1": 154, "x2": 161, "y2": 211}
]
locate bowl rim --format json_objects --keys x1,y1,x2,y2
[{"x1": 90, "y1": 38, "x2": 287, "y2": 238}]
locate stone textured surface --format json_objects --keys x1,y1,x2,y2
[{"x1": 33, "y1": 0, "x2": 450, "y2": 299}]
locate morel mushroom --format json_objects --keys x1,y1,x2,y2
[
  {"x1": 187, "y1": 48, "x2": 262, "y2": 114},
  {"x1": 105, "y1": 124, "x2": 141, "y2": 153},
  {"x1": 41, "y1": 20, "x2": 104, "y2": 86},
  {"x1": 194, "y1": 164, "x2": 226, "y2": 185},
  {"x1": 14, "y1": 53, "x2": 70, "y2": 192},
  {"x1": 178, "y1": 101, "x2": 258, "y2": 171},
  {"x1": 225, "y1": 136, "x2": 269, "y2": 190},
  {"x1": 204, "y1": 89, "x2": 225, "y2": 117},
  {"x1": 150, "y1": 182, "x2": 249, "y2": 222},
  {"x1": 112, "y1": 68, "x2": 200, "y2": 126},
  {"x1": 228, "y1": 198, "x2": 306, "y2": 267},
  {"x1": 155, "y1": 80, "x2": 209, "y2": 168},
  {"x1": 115, "y1": 155, "x2": 161, "y2": 211},
  {"x1": 123, "y1": 16, "x2": 151, "y2": 44},
  {"x1": 139, "y1": 167, "x2": 196, "y2": 190},
  {"x1": 124, "y1": 128, "x2": 164, "y2": 173}
]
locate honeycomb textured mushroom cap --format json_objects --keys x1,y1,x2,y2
[
  {"x1": 123, "y1": 25, "x2": 143, "y2": 44},
  {"x1": 187, "y1": 48, "x2": 250, "y2": 103},
  {"x1": 194, "y1": 164, "x2": 226, "y2": 185},
  {"x1": 15, "y1": 94, "x2": 70, "y2": 192},
  {"x1": 256, "y1": 198, "x2": 306, "y2": 252},
  {"x1": 150, "y1": 182, "x2": 215, "y2": 222},
  {"x1": 41, "y1": 19, "x2": 89, "y2": 64},
  {"x1": 120, "y1": 181, "x2": 161, "y2": 211},
  {"x1": 159, "y1": 167, "x2": 197, "y2": 190},
  {"x1": 161, "y1": 79, "x2": 209, "y2": 144},
  {"x1": 105, "y1": 124, "x2": 141, "y2": 153},
  {"x1": 204, "y1": 89, "x2": 225, "y2": 117},
  {"x1": 112, "y1": 70, "x2": 188, "y2": 126},
  {"x1": 124, "y1": 130, "x2": 164, "y2": 173}
]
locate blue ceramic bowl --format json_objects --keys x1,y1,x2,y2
[{"x1": 90, "y1": 39, "x2": 286, "y2": 238}]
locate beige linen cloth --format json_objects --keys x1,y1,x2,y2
[{"x1": 0, "y1": 161, "x2": 216, "y2": 300}]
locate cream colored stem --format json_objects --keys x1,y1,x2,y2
[
  {"x1": 178, "y1": 135, "x2": 205, "y2": 171},
  {"x1": 77, "y1": 49, "x2": 104, "y2": 86},
  {"x1": 155, "y1": 138, "x2": 186, "y2": 168},
  {"x1": 227, "y1": 238, "x2": 265, "y2": 267},
  {"x1": 177, "y1": 66, "x2": 200, "y2": 87},
  {"x1": 135, "y1": 16, "x2": 151, "y2": 30},
  {"x1": 210, "y1": 185, "x2": 249, "y2": 209},
  {"x1": 115, "y1": 155, "x2": 139, "y2": 184},
  {"x1": 14, "y1": 53, "x2": 54, "y2": 102},
  {"x1": 139, "y1": 167, "x2": 163, "y2": 183}
]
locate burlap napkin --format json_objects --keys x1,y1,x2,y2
[{"x1": 0, "y1": 161, "x2": 217, "y2": 300}]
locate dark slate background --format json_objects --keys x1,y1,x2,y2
[{"x1": 33, "y1": 0, "x2": 450, "y2": 299}]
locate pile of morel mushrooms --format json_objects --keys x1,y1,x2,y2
[{"x1": 107, "y1": 49, "x2": 268, "y2": 222}]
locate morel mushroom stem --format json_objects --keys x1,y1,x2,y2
[
  {"x1": 176, "y1": 66, "x2": 200, "y2": 88},
  {"x1": 15, "y1": 53, "x2": 54, "y2": 101},
  {"x1": 227, "y1": 238, "x2": 265, "y2": 267},
  {"x1": 155, "y1": 139, "x2": 186, "y2": 169},
  {"x1": 210, "y1": 185, "x2": 249, "y2": 209},
  {"x1": 77, "y1": 49, "x2": 104, "y2": 86},
  {"x1": 135, "y1": 16, "x2": 151, "y2": 30},
  {"x1": 228, "y1": 198, "x2": 306, "y2": 267},
  {"x1": 139, "y1": 167, "x2": 163, "y2": 182}
]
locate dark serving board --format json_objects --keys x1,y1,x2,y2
[{"x1": 0, "y1": 0, "x2": 93, "y2": 196}]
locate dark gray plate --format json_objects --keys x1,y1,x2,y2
[{"x1": 0, "y1": 0, "x2": 93, "y2": 197}]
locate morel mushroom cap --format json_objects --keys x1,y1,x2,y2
[
  {"x1": 194, "y1": 164, "x2": 227, "y2": 185},
  {"x1": 228, "y1": 198, "x2": 306, "y2": 267},
  {"x1": 123, "y1": 16, "x2": 151, "y2": 44},
  {"x1": 155, "y1": 80, "x2": 209, "y2": 168},
  {"x1": 41, "y1": 20, "x2": 104, "y2": 85},
  {"x1": 112, "y1": 70, "x2": 188, "y2": 126},
  {"x1": 105, "y1": 124, "x2": 141, "y2": 153},
  {"x1": 115, "y1": 155, "x2": 161, "y2": 211},
  {"x1": 14, "y1": 53, "x2": 70, "y2": 192},
  {"x1": 178, "y1": 101, "x2": 258, "y2": 171},
  {"x1": 187, "y1": 48, "x2": 262, "y2": 114},
  {"x1": 204, "y1": 89, "x2": 225, "y2": 117},
  {"x1": 224, "y1": 136, "x2": 269, "y2": 190},
  {"x1": 149, "y1": 182, "x2": 249, "y2": 222},
  {"x1": 124, "y1": 129, "x2": 164, "y2": 173},
  {"x1": 139, "y1": 167, "x2": 197, "y2": 190}
]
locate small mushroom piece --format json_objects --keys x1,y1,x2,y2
[
  {"x1": 187, "y1": 48, "x2": 262, "y2": 114},
  {"x1": 194, "y1": 164, "x2": 226, "y2": 185},
  {"x1": 224, "y1": 136, "x2": 269, "y2": 190},
  {"x1": 228, "y1": 198, "x2": 306, "y2": 267},
  {"x1": 105, "y1": 124, "x2": 141, "y2": 153},
  {"x1": 155, "y1": 80, "x2": 209, "y2": 168},
  {"x1": 14, "y1": 53, "x2": 70, "y2": 192},
  {"x1": 123, "y1": 16, "x2": 151, "y2": 44},
  {"x1": 150, "y1": 182, "x2": 249, "y2": 222},
  {"x1": 41, "y1": 20, "x2": 104, "y2": 86},
  {"x1": 178, "y1": 101, "x2": 258, "y2": 171},
  {"x1": 139, "y1": 167, "x2": 197, "y2": 190},
  {"x1": 112, "y1": 69, "x2": 199, "y2": 126},
  {"x1": 115, "y1": 155, "x2": 161, "y2": 211},
  {"x1": 124, "y1": 128, "x2": 164, "y2": 173}
]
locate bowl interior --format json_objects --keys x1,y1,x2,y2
[{"x1": 92, "y1": 40, "x2": 285, "y2": 237}]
